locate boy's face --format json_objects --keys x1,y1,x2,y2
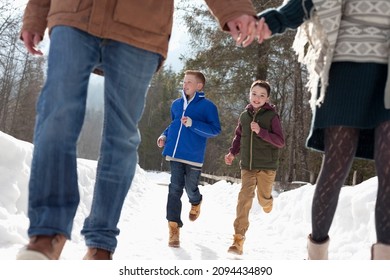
[
  {"x1": 182, "y1": 74, "x2": 203, "y2": 98},
  {"x1": 250, "y1": 85, "x2": 269, "y2": 109}
]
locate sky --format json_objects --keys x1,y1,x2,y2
[{"x1": 0, "y1": 131, "x2": 388, "y2": 279}]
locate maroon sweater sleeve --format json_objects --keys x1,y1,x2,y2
[
  {"x1": 257, "y1": 114, "x2": 285, "y2": 148},
  {"x1": 229, "y1": 122, "x2": 242, "y2": 155}
]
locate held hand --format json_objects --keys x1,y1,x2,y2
[
  {"x1": 21, "y1": 30, "x2": 43, "y2": 55},
  {"x1": 226, "y1": 14, "x2": 257, "y2": 47},
  {"x1": 250, "y1": 121, "x2": 260, "y2": 134},
  {"x1": 224, "y1": 153, "x2": 235, "y2": 165},
  {"x1": 256, "y1": 17, "x2": 272, "y2": 44}
]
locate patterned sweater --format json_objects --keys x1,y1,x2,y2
[{"x1": 259, "y1": 0, "x2": 390, "y2": 108}]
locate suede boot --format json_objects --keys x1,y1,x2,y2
[
  {"x1": 168, "y1": 221, "x2": 180, "y2": 248},
  {"x1": 16, "y1": 234, "x2": 67, "y2": 260},
  {"x1": 307, "y1": 234, "x2": 329, "y2": 260},
  {"x1": 228, "y1": 234, "x2": 245, "y2": 255},
  {"x1": 83, "y1": 248, "x2": 113, "y2": 260},
  {"x1": 189, "y1": 201, "x2": 202, "y2": 221},
  {"x1": 371, "y1": 243, "x2": 390, "y2": 260}
]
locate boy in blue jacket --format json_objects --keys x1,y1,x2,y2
[{"x1": 157, "y1": 70, "x2": 221, "y2": 248}]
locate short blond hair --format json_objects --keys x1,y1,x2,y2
[{"x1": 184, "y1": 70, "x2": 206, "y2": 87}]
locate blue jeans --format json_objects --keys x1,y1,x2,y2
[
  {"x1": 27, "y1": 26, "x2": 161, "y2": 252},
  {"x1": 166, "y1": 161, "x2": 202, "y2": 227}
]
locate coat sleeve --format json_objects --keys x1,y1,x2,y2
[
  {"x1": 204, "y1": 0, "x2": 257, "y2": 31},
  {"x1": 187, "y1": 102, "x2": 221, "y2": 139},
  {"x1": 21, "y1": 0, "x2": 51, "y2": 39},
  {"x1": 229, "y1": 120, "x2": 242, "y2": 156},
  {"x1": 257, "y1": 0, "x2": 314, "y2": 35},
  {"x1": 257, "y1": 115, "x2": 285, "y2": 148}
]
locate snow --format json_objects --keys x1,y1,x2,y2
[{"x1": 0, "y1": 131, "x2": 386, "y2": 278}]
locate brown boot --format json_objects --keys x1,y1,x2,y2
[
  {"x1": 189, "y1": 201, "x2": 202, "y2": 221},
  {"x1": 228, "y1": 234, "x2": 245, "y2": 255},
  {"x1": 16, "y1": 234, "x2": 67, "y2": 260},
  {"x1": 307, "y1": 234, "x2": 329, "y2": 260},
  {"x1": 83, "y1": 248, "x2": 113, "y2": 260},
  {"x1": 263, "y1": 204, "x2": 273, "y2": 213},
  {"x1": 371, "y1": 243, "x2": 390, "y2": 260},
  {"x1": 168, "y1": 221, "x2": 180, "y2": 248}
]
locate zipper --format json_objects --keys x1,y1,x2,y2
[
  {"x1": 249, "y1": 109, "x2": 260, "y2": 170},
  {"x1": 172, "y1": 91, "x2": 191, "y2": 157}
]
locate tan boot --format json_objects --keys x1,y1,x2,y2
[
  {"x1": 168, "y1": 221, "x2": 180, "y2": 248},
  {"x1": 83, "y1": 248, "x2": 113, "y2": 260},
  {"x1": 371, "y1": 243, "x2": 390, "y2": 260},
  {"x1": 307, "y1": 234, "x2": 329, "y2": 260},
  {"x1": 189, "y1": 201, "x2": 202, "y2": 221},
  {"x1": 16, "y1": 234, "x2": 67, "y2": 260},
  {"x1": 228, "y1": 234, "x2": 245, "y2": 255}
]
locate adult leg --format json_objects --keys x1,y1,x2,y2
[
  {"x1": 311, "y1": 126, "x2": 359, "y2": 242},
  {"x1": 372, "y1": 120, "x2": 390, "y2": 259},
  {"x1": 81, "y1": 41, "x2": 160, "y2": 253},
  {"x1": 28, "y1": 26, "x2": 99, "y2": 238}
]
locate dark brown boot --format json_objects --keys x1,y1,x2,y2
[
  {"x1": 16, "y1": 234, "x2": 67, "y2": 260},
  {"x1": 83, "y1": 248, "x2": 113, "y2": 260}
]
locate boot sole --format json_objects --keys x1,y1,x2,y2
[
  {"x1": 168, "y1": 243, "x2": 180, "y2": 248},
  {"x1": 228, "y1": 247, "x2": 243, "y2": 255},
  {"x1": 16, "y1": 249, "x2": 50, "y2": 260}
]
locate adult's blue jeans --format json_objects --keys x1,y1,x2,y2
[
  {"x1": 166, "y1": 161, "x2": 203, "y2": 227},
  {"x1": 27, "y1": 26, "x2": 161, "y2": 253}
]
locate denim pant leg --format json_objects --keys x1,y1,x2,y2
[
  {"x1": 167, "y1": 161, "x2": 186, "y2": 227},
  {"x1": 28, "y1": 26, "x2": 101, "y2": 238},
  {"x1": 81, "y1": 40, "x2": 160, "y2": 252},
  {"x1": 184, "y1": 164, "x2": 202, "y2": 205}
]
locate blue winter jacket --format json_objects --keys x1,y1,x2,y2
[{"x1": 161, "y1": 91, "x2": 221, "y2": 165}]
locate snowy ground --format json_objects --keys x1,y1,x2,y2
[{"x1": 0, "y1": 131, "x2": 380, "y2": 261}]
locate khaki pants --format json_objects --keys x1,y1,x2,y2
[{"x1": 233, "y1": 169, "x2": 276, "y2": 236}]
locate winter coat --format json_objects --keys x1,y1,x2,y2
[
  {"x1": 229, "y1": 103, "x2": 285, "y2": 170},
  {"x1": 162, "y1": 91, "x2": 221, "y2": 166},
  {"x1": 21, "y1": 0, "x2": 257, "y2": 65}
]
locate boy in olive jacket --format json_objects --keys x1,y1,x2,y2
[{"x1": 225, "y1": 80, "x2": 285, "y2": 255}]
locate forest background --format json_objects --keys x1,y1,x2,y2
[{"x1": 0, "y1": 0, "x2": 375, "y2": 190}]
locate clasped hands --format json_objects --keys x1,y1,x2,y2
[{"x1": 227, "y1": 16, "x2": 272, "y2": 48}]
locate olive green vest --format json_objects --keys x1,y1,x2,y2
[{"x1": 239, "y1": 108, "x2": 279, "y2": 170}]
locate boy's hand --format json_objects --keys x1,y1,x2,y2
[
  {"x1": 181, "y1": 116, "x2": 192, "y2": 127},
  {"x1": 157, "y1": 136, "x2": 165, "y2": 148},
  {"x1": 224, "y1": 153, "x2": 235, "y2": 165},
  {"x1": 250, "y1": 121, "x2": 260, "y2": 134}
]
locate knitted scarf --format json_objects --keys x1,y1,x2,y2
[{"x1": 292, "y1": 0, "x2": 390, "y2": 110}]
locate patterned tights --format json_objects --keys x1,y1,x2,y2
[{"x1": 311, "y1": 121, "x2": 390, "y2": 244}]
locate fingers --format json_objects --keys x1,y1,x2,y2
[
  {"x1": 21, "y1": 30, "x2": 43, "y2": 55},
  {"x1": 241, "y1": 20, "x2": 256, "y2": 47},
  {"x1": 227, "y1": 15, "x2": 256, "y2": 47},
  {"x1": 256, "y1": 17, "x2": 271, "y2": 44},
  {"x1": 227, "y1": 16, "x2": 271, "y2": 47}
]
